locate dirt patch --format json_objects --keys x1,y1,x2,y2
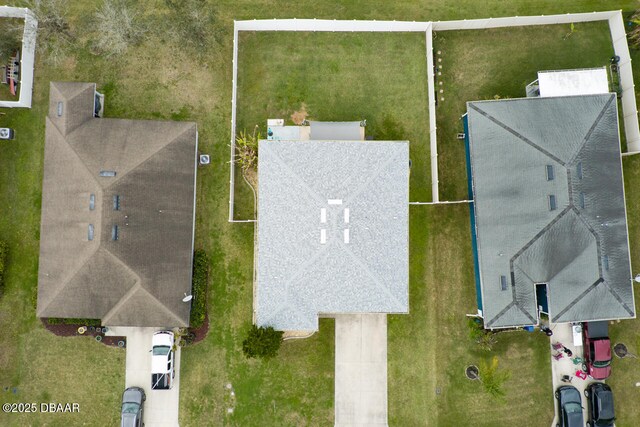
[
  {"x1": 290, "y1": 103, "x2": 308, "y2": 125},
  {"x1": 41, "y1": 319, "x2": 126, "y2": 348}
]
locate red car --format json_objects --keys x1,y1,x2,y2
[{"x1": 582, "y1": 321, "x2": 611, "y2": 380}]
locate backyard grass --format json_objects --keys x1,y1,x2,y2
[
  {"x1": 235, "y1": 31, "x2": 431, "y2": 218},
  {"x1": 0, "y1": 1, "x2": 639, "y2": 426},
  {"x1": 434, "y1": 21, "x2": 615, "y2": 201}
]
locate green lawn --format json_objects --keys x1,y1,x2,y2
[
  {"x1": 434, "y1": 22, "x2": 615, "y2": 201},
  {"x1": 0, "y1": 1, "x2": 639, "y2": 426}
]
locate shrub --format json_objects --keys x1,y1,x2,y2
[
  {"x1": 242, "y1": 325, "x2": 283, "y2": 359},
  {"x1": 190, "y1": 249, "x2": 209, "y2": 328},
  {"x1": 93, "y1": 0, "x2": 145, "y2": 57},
  {"x1": 46, "y1": 318, "x2": 101, "y2": 326},
  {"x1": 467, "y1": 317, "x2": 498, "y2": 351},
  {"x1": 0, "y1": 241, "x2": 7, "y2": 293}
]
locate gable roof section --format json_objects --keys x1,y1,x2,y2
[
  {"x1": 37, "y1": 82, "x2": 197, "y2": 327},
  {"x1": 256, "y1": 140, "x2": 409, "y2": 331},
  {"x1": 467, "y1": 94, "x2": 634, "y2": 328}
]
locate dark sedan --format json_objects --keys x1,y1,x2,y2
[
  {"x1": 584, "y1": 382, "x2": 615, "y2": 427},
  {"x1": 555, "y1": 385, "x2": 584, "y2": 427},
  {"x1": 121, "y1": 387, "x2": 145, "y2": 427}
]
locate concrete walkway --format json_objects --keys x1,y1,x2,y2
[
  {"x1": 107, "y1": 327, "x2": 181, "y2": 427},
  {"x1": 334, "y1": 314, "x2": 388, "y2": 427},
  {"x1": 548, "y1": 322, "x2": 599, "y2": 427}
]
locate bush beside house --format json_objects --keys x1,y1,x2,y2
[
  {"x1": 242, "y1": 325, "x2": 283, "y2": 359},
  {"x1": 190, "y1": 249, "x2": 209, "y2": 328}
]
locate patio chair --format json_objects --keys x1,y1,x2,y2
[
  {"x1": 553, "y1": 352, "x2": 564, "y2": 361},
  {"x1": 552, "y1": 342, "x2": 563, "y2": 351}
]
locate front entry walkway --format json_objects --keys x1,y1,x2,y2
[
  {"x1": 107, "y1": 327, "x2": 182, "y2": 427},
  {"x1": 334, "y1": 314, "x2": 388, "y2": 427}
]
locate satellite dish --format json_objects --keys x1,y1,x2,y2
[
  {"x1": 634, "y1": 274, "x2": 640, "y2": 283},
  {"x1": 182, "y1": 293, "x2": 193, "y2": 302}
]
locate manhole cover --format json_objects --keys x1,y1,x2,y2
[
  {"x1": 614, "y1": 343, "x2": 628, "y2": 358},
  {"x1": 465, "y1": 365, "x2": 479, "y2": 380}
]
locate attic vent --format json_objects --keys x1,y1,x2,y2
[
  {"x1": 576, "y1": 162, "x2": 583, "y2": 180},
  {"x1": 99, "y1": 170, "x2": 116, "y2": 177},
  {"x1": 113, "y1": 195, "x2": 120, "y2": 211},
  {"x1": 111, "y1": 225, "x2": 119, "y2": 241},
  {"x1": 88, "y1": 224, "x2": 94, "y2": 241},
  {"x1": 548, "y1": 195, "x2": 557, "y2": 211},
  {"x1": 57, "y1": 101, "x2": 63, "y2": 117},
  {"x1": 545, "y1": 165, "x2": 555, "y2": 181},
  {"x1": 500, "y1": 275, "x2": 508, "y2": 291},
  {"x1": 89, "y1": 193, "x2": 95, "y2": 211},
  {"x1": 603, "y1": 255, "x2": 610, "y2": 271},
  {"x1": 579, "y1": 192, "x2": 585, "y2": 209}
]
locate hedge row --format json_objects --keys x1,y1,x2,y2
[
  {"x1": 46, "y1": 318, "x2": 101, "y2": 326},
  {"x1": 190, "y1": 249, "x2": 209, "y2": 328},
  {"x1": 0, "y1": 241, "x2": 7, "y2": 293}
]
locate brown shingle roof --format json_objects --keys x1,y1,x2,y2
[{"x1": 37, "y1": 82, "x2": 197, "y2": 327}]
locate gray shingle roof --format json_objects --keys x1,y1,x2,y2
[
  {"x1": 467, "y1": 94, "x2": 635, "y2": 328},
  {"x1": 256, "y1": 140, "x2": 409, "y2": 331},
  {"x1": 37, "y1": 82, "x2": 197, "y2": 327}
]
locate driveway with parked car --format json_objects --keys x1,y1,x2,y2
[{"x1": 107, "y1": 327, "x2": 182, "y2": 427}]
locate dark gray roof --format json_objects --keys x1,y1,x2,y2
[
  {"x1": 467, "y1": 94, "x2": 635, "y2": 328},
  {"x1": 256, "y1": 140, "x2": 409, "y2": 331},
  {"x1": 309, "y1": 121, "x2": 363, "y2": 140},
  {"x1": 37, "y1": 82, "x2": 197, "y2": 327}
]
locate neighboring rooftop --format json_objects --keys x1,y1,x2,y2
[
  {"x1": 466, "y1": 93, "x2": 634, "y2": 328},
  {"x1": 37, "y1": 82, "x2": 198, "y2": 327},
  {"x1": 256, "y1": 139, "x2": 409, "y2": 331}
]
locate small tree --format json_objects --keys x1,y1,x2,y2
[
  {"x1": 479, "y1": 356, "x2": 511, "y2": 400},
  {"x1": 25, "y1": 0, "x2": 74, "y2": 65},
  {"x1": 242, "y1": 325, "x2": 283, "y2": 359}
]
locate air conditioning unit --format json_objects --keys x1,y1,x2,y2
[{"x1": 0, "y1": 128, "x2": 14, "y2": 140}]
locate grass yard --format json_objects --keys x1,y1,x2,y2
[
  {"x1": 0, "y1": 1, "x2": 639, "y2": 426},
  {"x1": 235, "y1": 31, "x2": 431, "y2": 218},
  {"x1": 434, "y1": 21, "x2": 615, "y2": 201}
]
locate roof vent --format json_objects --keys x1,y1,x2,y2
[
  {"x1": 545, "y1": 165, "x2": 555, "y2": 181},
  {"x1": 113, "y1": 195, "x2": 120, "y2": 211},
  {"x1": 603, "y1": 255, "x2": 609, "y2": 271},
  {"x1": 57, "y1": 101, "x2": 63, "y2": 117},
  {"x1": 111, "y1": 225, "x2": 119, "y2": 241},
  {"x1": 500, "y1": 275, "x2": 508, "y2": 291},
  {"x1": 89, "y1": 193, "x2": 95, "y2": 211},
  {"x1": 579, "y1": 192, "x2": 585, "y2": 209},
  {"x1": 88, "y1": 224, "x2": 94, "y2": 241},
  {"x1": 576, "y1": 162, "x2": 583, "y2": 180},
  {"x1": 99, "y1": 170, "x2": 116, "y2": 177},
  {"x1": 548, "y1": 195, "x2": 557, "y2": 211}
]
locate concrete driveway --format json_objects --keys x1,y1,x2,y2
[
  {"x1": 334, "y1": 314, "x2": 388, "y2": 427},
  {"x1": 107, "y1": 327, "x2": 182, "y2": 427},
  {"x1": 548, "y1": 322, "x2": 603, "y2": 427}
]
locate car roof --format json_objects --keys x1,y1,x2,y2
[{"x1": 596, "y1": 390, "x2": 615, "y2": 419}]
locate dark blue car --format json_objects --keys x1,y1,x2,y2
[{"x1": 555, "y1": 385, "x2": 584, "y2": 427}]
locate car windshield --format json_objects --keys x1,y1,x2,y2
[
  {"x1": 593, "y1": 360, "x2": 611, "y2": 368},
  {"x1": 121, "y1": 402, "x2": 139, "y2": 414},
  {"x1": 565, "y1": 402, "x2": 582, "y2": 414},
  {"x1": 153, "y1": 345, "x2": 170, "y2": 356}
]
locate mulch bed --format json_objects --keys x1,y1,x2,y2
[
  {"x1": 187, "y1": 312, "x2": 210, "y2": 345},
  {"x1": 41, "y1": 319, "x2": 126, "y2": 348},
  {"x1": 42, "y1": 314, "x2": 210, "y2": 347}
]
